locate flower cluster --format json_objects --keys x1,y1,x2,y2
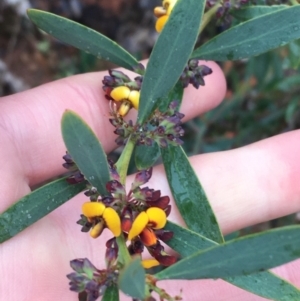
[
  {"x1": 110, "y1": 100, "x2": 185, "y2": 147},
  {"x1": 180, "y1": 59, "x2": 213, "y2": 89},
  {"x1": 78, "y1": 167, "x2": 176, "y2": 269},
  {"x1": 62, "y1": 152, "x2": 85, "y2": 184},
  {"x1": 102, "y1": 69, "x2": 143, "y2": 117},
  {"x1": 67, "y1": 258, "x2": 118, "y2": 301},
  {"x1": 154, "y1": 0, "x2": 178, "y2": 32},
  {"x1": 206, "y1": 0, "x2": 252, "y2": 27}
]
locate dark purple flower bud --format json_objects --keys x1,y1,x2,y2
[
  {"x1": 106, "y1": 180, "x2": 126, "y2": 195},
  {"x1": 109, "y1": 69, "x2": 131, "y2": 82},
  {"x1": 102, "y1": 75, "x2": 115, "y2": 87},
  {"x1": 188, "y1": 59, "x2": 199, "y2": 68},
  {"x1": 198, "y1": 65, "x2": 213, "y2": 76},
  {"x1": 145, "y1": 137, "x2": 153, "y2": 146},
  {"x1": 132, "y1": 63, "x2": 145, "y2": 74},
  {"x1": 70, "y1": 259, "x2": 85, "y2": 273},
  {"x1": 115, "y1": 136, "x2": 125, "y2": 146},
  {"x1": 105, "y1": 246, "x2": 118, "y2": 267},
  {"x1": 82, "y1": 258, "x2": 98, "y2": 278},
  {"x1": 175, "y1": 111, "x2": 185, "y2": 120},
  {"x1": 133, "y1": 168, "x2": 153, "y2": 189},
  {"x1": 114, "y1": 128, "x2": 125, "y2": 136},
  {"x1": 158, "y1": 138, "x2": 168, "y2": 148},
  {"x1": 169, "y1": 101, "x2": 179, "y2": 111},
  {"x1": 157, "y1": 125, "x2": 165, "y2": 135}
]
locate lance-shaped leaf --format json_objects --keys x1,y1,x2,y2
[
  {"x1": 102, "y1": 285, "x2": 119, "y2": 301},
  {"x1": 27, "y1": 9, "x2": 139, "y2": 71},
  {"x1": 135, "y1": 143, "x2": 160, "y2": 170},
  {"x1": 118, "y1": 256, "x2": 145, "y2": 299},
  {"x1": 0, "y1": 177, "x2": 85, "y2": 243},
  {"x1": 231, "y1": 5, "x2": 288, "y2": 21},
  {"x1": 161, "y1": 145, "x2": 223, "y2": 243},
  {"x1": 156, "y1": 225, "x2": 300, "y2": 280},
  {"x1": 137, "y1": 0, "x2": 205, "y2": 124},
  {"x1": 165, "y1": 222, "x2": 300, "y2": 300},
  {"x1": 61, "y1": 110, "x2": 110, "y2": 195},
  {"x1": 191, "y1": 6, "x2": 300, "y2": 61}
]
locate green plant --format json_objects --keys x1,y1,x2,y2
[{"x1": 1, "y1": 0, "x2": 300, "y2": 300}]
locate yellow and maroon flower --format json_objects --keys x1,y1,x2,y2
[
  {"x1": 127, "y1": 207, "x2": 176, "y2": 267},
  {"x1": 82, "y1": 201, "x2": 121, "y2": 238}
]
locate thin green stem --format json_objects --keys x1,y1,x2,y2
[
  {"x1": 116, "y1": 234, "x2": 131, "y2": 266},
  {"x1": 199, "y1": 1, "x2": 222, "y2": 34},
  {"x1": 115, "y1": 137, "x2": 135, "y2": 185}
]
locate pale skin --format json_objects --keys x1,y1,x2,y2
[{"x1": 0, "y1": 60, "x2": 300, "y2": 301}]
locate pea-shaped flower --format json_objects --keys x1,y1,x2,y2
[
  {"x1": 110, "y1": 86, "x2": 140, "y2": 116},
  {"x1": 82, "y1": 202, "x2": 121, "y2": 238},
  {"x1": 128, "y1": 207, "x2": 167, "y2": 246}
]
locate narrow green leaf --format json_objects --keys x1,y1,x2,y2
[
  {"x1": 157, "y1": 82, "x2": 184, "y2": 112},
  {"x1": 137, "y1": 0, "x2": 205, "y2": 124},
  {"x1": 61, "y1": 110, "x2": 110, "y2": 195},
  {"x1": 161, "y1": 145, "x2": 223, "y2": 243},
  {"x1": 191, "y1": 6, "x2": 300, "y2": 61},
  {"x1": 102, "y1": 285, "x2": 119, "y2": 301},
  {"x1": 0, "y1": 177, "x2": 85, "y2": 243},
  {"x1": 165, "y1": 221, "x2": 300, "y2": 300},
  {"x1": 231, "y1": 5, "x2": 288, "y2": 21},
  {"x1": 118, "y1": 256, "x2": 145, "y2": 299},
  {"x1": 135, "y1": 143, "x2": 160, "y2": 170},
  {"x1": 156, "y1": 226, "x2": 300, "y2": 280},
  {"x1": 27, "y1": 9, "x2": 139, "y2": 71}
]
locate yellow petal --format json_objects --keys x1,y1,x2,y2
[
  {"x1": 90, "y1": 220, "x2": 105, "y2": 238},
  {"x1": 141, "y1": 259, "x2": 160, "y2": 269},
  {"x1": 128, "y1": 211, "x2": 149, "y2": 240},
  {"x1": 146, "y1": 207, "x2": 167, "y2": 229},
  {"x1": 82, "y1": 202, "x2": 106, "y2": 218},
  {"x1": 111, "y1": 86, "x2": 130, "y2": 102},
  {"x1": 155, "y1": 15, "x2": 168, "y2": 33},
  {"x1": 153, "y1": 6, "x2": 167, "y2": 17},
  {"x1": 128, "y1": 90, "x2": 140, "y2": 109},
  {"x1": 103, "y1": 207, "x2": 121, "y2": 237},
  {"x1": 118, "y1": 101, "x2": 131, "y2": 116}
]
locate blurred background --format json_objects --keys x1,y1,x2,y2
[{"x1": 1, "y1": 0, "x2": 300, "y2": 235}]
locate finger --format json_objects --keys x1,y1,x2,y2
[
  {"x1": 0, "y1": 60, "x2": 226, "y2": 190},
  {"x1": 147, "y1": 129, "x2": 300, "y2": 234}
]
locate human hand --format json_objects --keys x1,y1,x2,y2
[{"x1": 0, "y1": 61, "x2": 299, "y2": 301}]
